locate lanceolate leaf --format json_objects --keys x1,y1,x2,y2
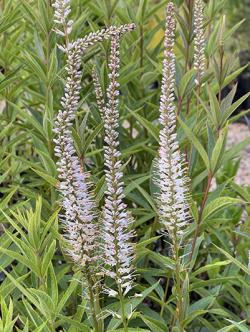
[
  {"x1": 214, "y1": 245, "x2": 250, "y2": 277},
  {"x1": 202, "y1": 197, "x2": 243, "y2": 222},
  {"x1": 178, "y1": 117, "x2": 210, "y2": 169}
]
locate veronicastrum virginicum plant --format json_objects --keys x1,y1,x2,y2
[
  {"x1": 0, "y1": 0, "x2": 249, "y2": 331},
  {"x1": 156, "y1": 3, "x2": 191, "y2": 330},
  {"x1": 53, "y1": 0, "x2": 136, "y2": 331}
]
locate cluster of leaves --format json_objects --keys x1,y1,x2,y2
[{"x1": 0, "y1": 0, "x2": 249, "y2": 331}]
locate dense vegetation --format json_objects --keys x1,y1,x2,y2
[{"x1": 0, "y1": 0, "x2": 249, "y2": 331}]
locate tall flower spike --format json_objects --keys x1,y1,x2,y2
[
  {"x1": 157, "y1": 2, "x2": 190, "y2": 248},
  {"x1": 53, "y1": 38, "x2": 99, "y2": 268},
  {"x1": 99, "y1": 33, "x2": 135, "y2": 295},
  {"x1": 54, "y1": 24, "x2": 135, "y2": 267},
  {"x1": 194, "y1": 0, "x2": 205, "y2": 86}
]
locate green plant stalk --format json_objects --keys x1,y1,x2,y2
[
  {"x1": 85, "y1": 266, "x2": 102, "y2": 332},
  {"x1": 218, "y1": 48, "x2": 224, "y2": 106},
  {"x1": 173, "y1": 238, "x2": 184, "y2": 332},
  {"x1": 118, "y1": 283, "x2": 128, "y2": 332},
  {"x1": 113, "y1": 225, "x2": 129, "y2": 332},
  {"x1": 189, "y1": 171, "x2": 213, "y2": 262},
  {"x1": 160, "y1": 276, "x2": 169, "y2": 317}
]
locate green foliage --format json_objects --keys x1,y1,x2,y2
[{"x1": 0, "y1": 0, "x2": 249, "y2": 331}]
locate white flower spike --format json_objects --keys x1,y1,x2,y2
[
  {"x1": 194, "y1": 0, "x2": 206, "y2": 86},
  {"x1": 94, "y1": 32, "x2": 135, "y2": 294},
  {"x1": 157, "y1": 1, "x2": 190, "y2": 248},
  {"x1": 52, "y1": 0, "x2": 73, "y2": 38},
  {"x1": 53, "y1": 38, "x2": 98, "y2": 267}
]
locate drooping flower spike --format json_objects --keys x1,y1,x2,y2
[
  {"x1": 194, "y1": 0, "x2": 206, "y2": 86},
  {"x1": 157, "y1": 1, "x2": 190, "y2": 250}
]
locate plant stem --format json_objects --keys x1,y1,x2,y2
[
  {"x1": 160, "y1": 277, "x2": 169, "y2": 317},
  {"x1": 118, "y1": 284, "x2": 128, "y2": 332},
  {"x1": 85, "y1": 267, "x2": 101, "y2": 332},
  {"x1": 189, "y1": 172, "x2": 213, "y2": 262},
  {"x1": 173, "y1": 239, "x2": 184, "y2": 332},
  {"x1": 218, "y1": 48, "x2": 224, "y2": 105}
]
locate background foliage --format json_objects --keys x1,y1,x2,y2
[{"x1": 0, "y1": 0, "x2": 249, "y2": 331}]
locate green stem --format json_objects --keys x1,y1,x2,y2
[
  {"x1": 173, "y1": 240, "x2": 184, "y2": 332},
  {"x1": 189, "y1": 172, "x2": 213, "y2": 262},
  {"x1": 160, "y1": 277, "x2": 169, "y2": 317},
  {"x1": 218, "y1": 48, "x2": 224, "y2": 105},
  {"x1": 85, "y1": 267, "x2": 101, "y2": 332},
  {"x1": 118, "y1": 284, "x2": 128, "y2": 332}
]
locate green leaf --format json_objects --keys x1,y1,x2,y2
[
  {"x1": 0, "y1": 268, "x2": 40, "y2": 308},
  {"x1": 231, "y1": 182, "x2": 250, "y2": 202},
  {"x1": 107, "y1": 282, "x2": 160, "y2": 330},
  {"x1": 221, "y1": 92, "x2": 250, "y2": 126},
  {"x1": 214, "y1": 245, "x2": 250, "y2": 277},
  {"x1": 193, "y1": 260, "x2": 231, "y2": 277},
  {"x1": 139, "y1": 314, "x2": 166, "y2": 332},
  {"x1": 56, "y1": 273, "x2": 81, "y2": 314},
  {"x1": 222, "y1": 137, "x2": 250, "y2": 164},
  {"x1": 48, "y1": 48, "x2": 58, "y2": 85},
  {"x1": 131, "y1": 180, "x2": 157, "y2": 212},
  {"x1": 128, "y1": 108, "x2": 159, "y2": 141},
  {"x1": 22, "y1": 51, "x2": 47, "y2": 82},
  {"x1": 183, "y1": 310, "x2": 207, "y2": 326},
  {"x1": 221, "y1": 64, "x2": 248, "y2": 90},
  {"x1": 178, "y1": 117, "x2": 210, "y2": 170},
  {"x1": 83, "y1": 123, "x2": 103, "y2": 152},
  {"x1": 0, "y1": 247, "x2": 40, "y2": 276},
  {"x1": 178, "y1": 69, "x2": 195, "y2": 98},
  {"x1": 41, "y1": 240, "x2": 56, "y2": 277},
  {"x1": 210, "y1": 126, "x2": 227, "y2": 172},
  {"x1": 218, "y1": 320, "x2": 248, "y2": 332},
  {"x1": 202, "y1": 197, "x2": 243, "y2": 222},
  {"x1": 208, "y1": 85, "x2": 221, "y2": 126},
  {"x1": 31, "y1": 168, "x2": 58, "y2": 187}
]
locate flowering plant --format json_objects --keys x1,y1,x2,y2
[{"x1": 0, "y1": 0, "x2": 249, "y2": 331}]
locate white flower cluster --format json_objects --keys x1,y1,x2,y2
[
  {"x1": 158, "y1": 2, "x2": 190, "y2": 247},
  {"x1": 94, "y1": 34, "x2": 135, "y2": 295},
  {"x1": 53, "y1": 2, "x2": 136, "y2": 271},
  {"x1": 53, "y1": 41, "x2": 99, "y2": 267},
  {"x1": 52, "y1": 0, "x2": 73, "y2": 37},
  {"x1": 194, "y1": 0, "x2": 205, "y2": 86},
  {"x1": 76, "y1": 24, "x2": 136, "y2": 51}
]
